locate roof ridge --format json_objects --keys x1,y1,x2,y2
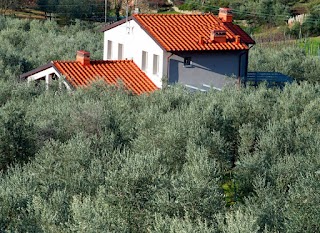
[
  {"x1": 147, "y1": 23, "x2": 221, "y2": 26},
  {"x1": 53, "y1": 59, "x2": 134, "y2": 64},
  {"x1": 53, "y1": 60, "x2": 78, "y2": 63},
  {"x1": 103, "y1": 12, "x2": 255, "y2": 51},
  {"x1": 133, "y1": 13, "x2": 213, "y2": 16}
]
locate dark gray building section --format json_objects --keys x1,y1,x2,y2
[{"x1": 168, "y1": 50, "x2": 248, "y2": 90}]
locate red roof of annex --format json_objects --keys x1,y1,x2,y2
[
  {"x1": 20, "y1": 52, "x2": 158, "y2": 95},
  {"x1": 101, "y1": 13, "x2": 255, "y2": 52},
  {"x1": 53, "y1": 60, "x2": 158, "y2": 95}
]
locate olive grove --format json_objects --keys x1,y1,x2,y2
[
  {"x1": 0, "y1": 17, "x2": 320, "y2": 232},
  {"x1": 0, "y1": 79, "x2": 320, "y2": 232}
]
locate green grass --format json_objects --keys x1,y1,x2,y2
[
  {"x1": 299, "y1": 37, "x2": 320, "y2": 56},
  {"x1": 222, "y1": 172, "x2": 239, "y2": 207},
  {"x1": 222, "y1": 180, "x2": 238, "y2": 206}
]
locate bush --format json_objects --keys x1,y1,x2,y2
[
  {"x1": 0, "y1": 17, "x2": 103, "y2": 80},
  {"x1": 0, "y1": 100, "x2": 36, "y2": 171},
  {"x1": 249, "y1": 46, "x2": 320, "y2": 82}
]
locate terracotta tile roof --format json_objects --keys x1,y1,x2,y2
[
  {"x1": 223, "y1": 22, "x2": 255, "y2": 45},
  {"x1": 53, "y1": 60, "x2": 158, "y2": 95},
  {"x1": 102, "y1": 14, "x2": 255, "y2": 52}
]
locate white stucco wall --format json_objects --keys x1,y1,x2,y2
[
  {"x1": 27, "y1": 67, "x2": 71, "y2": 90},
  {"x1": 103, "y1": 20, "x2": 164, "y2": 88}
]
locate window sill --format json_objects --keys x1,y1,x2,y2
[{"x1": 183, "y1": 65, "x2": 194, "y2": 68}]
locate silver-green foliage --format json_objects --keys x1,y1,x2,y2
[
  {"x1": 0, "y1": 81, "x2": 320, "y2": 232},
  {"x1": 249, "y1": 46, "x2": 320, "y2": 82},
  {"x1": 0, "y1": 16, "x2": 103, "y2": 80}
]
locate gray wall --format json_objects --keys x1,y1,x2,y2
[{"x1": 168, "y1": 50, "x2": 248, "y2": 90}]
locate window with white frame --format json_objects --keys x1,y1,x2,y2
[
  {"x1": 107, "y1": 40, "x2": 112, "y2": 59},
  {"x1": 153, "y1": 54, "x2": 159, "y2": 75},
  {"x1": 118, "y1": 43, "x2": 124, "y2": 59},
  {"x1": 142, "y1": 51, "x2": 148, "y2": 71}
]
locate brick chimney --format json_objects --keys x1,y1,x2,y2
[
  {"x1": 198, "y1": 35, "x2": 204, "y2": 45},
  {"x1": 218, "y1": 8, "x2": 233, "y2": 23},
  {"x1": 210, "y1": 30, "x2": 227, "y2": 43},
  {"x1": 76, "y1": 50, "x2": 90, "y2": 66}
]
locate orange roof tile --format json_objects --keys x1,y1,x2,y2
[
  {"x1": 53, "y1": 60, "x2": 158, "y2": 95},
  {"x1": 102, "y1": 14, "x2": 255, "y2": 52},
  {"x1": 223, "y1": 22, "x2": 255, "y2": 45}
]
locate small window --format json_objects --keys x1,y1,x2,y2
[
  {"x1": 153, "y1": 54, "x2": 159, "y2": 75},
  {"x1": 184, "y1": 57, "x2": 192, "y2": 67},
  {"x1": 118, "y1": 43, "x2": 124, "y2": 59},
  {"x1": 52, "y1": 74, "x2": 58, "y2": 81},
  {"x1": 142, "y1": 51, "x2": 148, "y2": 71},
  {"x1": 107, "y1": 40, "x2": 112, "y2": 59}
]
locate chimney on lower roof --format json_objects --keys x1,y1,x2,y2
[
  {"x1": 235, "y1": 35, "x2": 241, "y2": 44},
  {"x1": 210, "y1": 30, "x2": 227, "y2": 43},
  {"x1": 76, "y1": 50, "x2": 90, "y2": 66},
  {"x1": 198, "y1": 35, "x2": 204, "y2": 45},
  {"x1": 218, "y1": 8, "x2": 233, "y2": 23}
]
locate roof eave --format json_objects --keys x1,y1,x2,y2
[
  {"x1": 167, "y1": 46, "x2": 249, "y2": 53},
  {"x1": 131, "y1": 15, "x2": 167, "y2": 51},
  {"x1": 101, "y1": 15, "x2": 168, "y2": 52},
  {"x1": 20, "y1": 62, "x2": 57, "y2": 80},
  {"x1": 100, "y1": 16, "x2": 134, "y2": 32}
]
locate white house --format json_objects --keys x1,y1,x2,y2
[
  {"x1": 101, "y1": 8, "x2": 255, "y2": 90},
  {"x1": 102, "y1": 17, "x2": 165, "y2": 87}
]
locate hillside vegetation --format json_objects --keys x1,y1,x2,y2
[
  {"x1": 0, "y1": 79, "x2": 320, "y2": 232},
  {"x1": 1, "y1": 0, "x2": 319, "y2": 38},
  {"x1": 249, "y1": 45, "x2": 320, "y2": 82},
  {"x1": 0, "y1": 16, "x2": 320, "y2": 232},
  {"x1": 0, "y1": 17, "x2": 102, "y2": 80},
  {"x1": 0, "y1": 16, "x2": 319, "y2": 83}
]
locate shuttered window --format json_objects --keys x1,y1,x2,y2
[
  {"x1": 142, "y1": 51, "x2": 148, "y2": 71},
  {"x1": 118, "y1": 43, "x2": 124, "y2": 59},
  {"x1": 107, "y1": 40, "x2": 112, "y2": 59},
  {"x1": 153, "y1": 54, "x2": 159, "y2": 75}
]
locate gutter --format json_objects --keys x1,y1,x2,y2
[
  {"x1": 238, "y1": 44, "x2": 255, "y2": 88},
  {"x1": 20, "y1": 62, "x2": 53, "y2": 80},
  {"x1": 238, "y1": 50, "x2": 247, "y2": 88},
  {"x1": 166, "y1": 53, "x2": 174, "y2": 85}
]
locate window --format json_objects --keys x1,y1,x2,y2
[
  {"x1": 142, "y1": 51, "x2": 148, "y2": 71},
  {"x1": 153, "y1": 54, "x2": 159, "y2": 75},
  {"x1": 51, "y1": 74, "x2": 58, "y2": 81},
  {"x1": 107, "y1": 40, "x2": 112, "y2": 59},
  {"x1": 118, "y1": 43, "x2": 124, "y2": 59},
  {"x1": 184, "y1": 57, "x2": 192, "y2": 67}
]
